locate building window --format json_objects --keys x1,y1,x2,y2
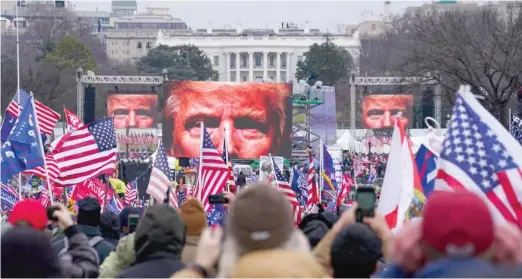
[
  {"x1": 241, "y1": 55, "x2": 247, "y2": 67},
  {"x1": 269, "y1": 76, "x2": 274, "y2": 81},
  {"x1": 146, "y1": 42, "x2": 152, "y2": 48},
  {"x1": 281, "y1": 53, "x2": 287, "y2": 67},
  {"x1": 230, "y1": 55, "x2": 236, "y2": 67},
  {"x1": 242, "y1": 76, "x2": 247, "y2": 82},
  {"x1": 137, "y1": 42, "x2": 142, "y2": 49},
  {"x1": 270, "y1": 55, "x2": 275, "y2": 67},
  {"x1": 213, "y1": 55, "x2": 220, "y2": 66},
  {"x1": 297, "y1": 55, "x2": 304, "y2": 62},
  {"x1": 255, "y1": 54, "x2": 262, "y2": 67}
]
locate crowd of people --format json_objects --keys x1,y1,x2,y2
[{"x1": 2, "y1": 182, "x2": 522, "y2": 278}]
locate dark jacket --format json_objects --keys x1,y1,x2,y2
[
  {"x1": 236, "y1": 173, "x2": 247, "y2": 186},
  {"x1": 100, "y1": 211, "x2": 121, "y2": 246},
  {"x1": 52, "y1": 224, "x2": 115, "y2": 264},
  {"x1": 299, "y1": 213, "x2": 333, "y2": 248},
  {"x1": 116, "y1": 204, "x2": 186, "y2": 278},
  {"x1": 2, "y1": 225, "x2": 99, "y2": 278}
]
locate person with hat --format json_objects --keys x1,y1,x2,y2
[
  {"x1": 179, "y1": 198, "x2": 208, "y2": 263},
  {"x1": 2, "y1": 203, "x2": 99, "y2": 278},
  {"x1": 378, "y1": 191, "x2": 502, "y2": 278},
  {"x1": 172, "y1": 183, "x2": 312, "y2": 278},
  {"x1": 52, "y1": 197, "x2": 115, "y2": 264}
]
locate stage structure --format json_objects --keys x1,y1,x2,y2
[
  {"x1": 349, "y1": 75, "x2": 441, "y2": 131},
  {"x1": 291, "y1": 80, "x2": 327, "y2": 158},
  {"x1": 75, "y1": 68, "x2": 168, "y2": 122}
]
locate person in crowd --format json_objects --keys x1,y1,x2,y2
[
  {"x1": 100, "y1": 211, "x2": 121, "y2": 246},
  {"x1": 179, "y1": 198, "x2": 208, "y2": 263},
  {"x1": 163, "y1": 81, "x2": 292, "y2": 158},
  {"x1": 118, "y1": 206, "x2": 142, "y2": 237},
  {"x1": 299, "y1": 211, "x2": 336, "y2": 248},
  {"x1": 1, "y1": 203, "x2": 99, "y2": 278},
  {"x1": 98, "y1": 232, "x2": 136, "y2": 278},
  {"x1": 5, "y1": 199, "x2": 51, "y2": 235},
  {"x1": 52, "y1": 197, "x2": 115, "y2": 264},
  {"x1": 235, "y1": 171, "x2": 246, "y2": 187},
  {"x1": 116, "y1": 204, "x2": 186, "y2": 278},
  {"x1": 172, "y1": 183, "x2": 311, "y2": 278},
  {"x1": 107, "y1": 94, "x2": 158, "y2": 129},
  {"x1": 311, "y1": 202, "x2": 392, "y2": 277},
  {"x1": 378, "y1": 191, "x2": 517, "y2": 278}
]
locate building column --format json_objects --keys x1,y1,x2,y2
[
  {"x1": 263, "y1": 52, "x2": 268, "y2": 81},
  {"x1": 286, "y1": 52, "x2": 291, "y2": 82},
  {"x1": 235, "y1": 52, "x2": 240, "y2": 82},
  {"x1": 226, "y1": 52, "x2": 231, "y2": 81},
  {"x1": 249, "y1": 52, "x2": 254, "y2": 82},
  {"x1": 276, "y1": 52, "x2": 281, "y2": 82}
]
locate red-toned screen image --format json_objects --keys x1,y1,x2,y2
[
  {"x1": 162, "y1": 81, "x2": 293, "y2": 159},
  {"x1": 362, "y1": 94, "x2": 413, "y2": 129},
  {"x1": 107, "y1": 94, "x2": 158, "y2": 129}
]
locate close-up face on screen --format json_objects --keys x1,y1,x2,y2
[
  {"x1": 162, "y1": 81, "x2": 292, "y2": 159},
  {"x1": 362, "y1": 94, "x2": 413, "y2": 129},
  {"x1": 107, "y1": 94, "x2": 158, "y2": 129}
]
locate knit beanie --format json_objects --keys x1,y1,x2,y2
[
  {"x1": 179, "y1": 199, "x2": 207, "y2": 236},
  {"x1": 228, "y1": 183, "x2": 294, "y2": 251},
  {"x1": 77, "y1": 197, "x2": 101, "y2": 227}
]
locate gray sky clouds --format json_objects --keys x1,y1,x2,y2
[{"x1": 70, "y1": 0, "x2": 431, "y2": 32}]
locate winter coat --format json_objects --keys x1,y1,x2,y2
[
  {"x1": 98, "y1": 233, "x2": 135, "y2": 278},
  {"x1": 52, "y1": 224, "x2": 115, "y2": 264},
  {"x1": 116, "y1": 205, "x2": 186, "y2": 278},
  {"x1": 2, "y1": 225, "x2": 99, "y2": 278},
  {"x1": 377, "y1": 258, "x2": 497, "y2": 278},
  {"x1": 299, "y1": 213, "x2": 334, "y2": 248},
  {"x1": 100, "y1": 211, "x2": 121, "y2": 246}
]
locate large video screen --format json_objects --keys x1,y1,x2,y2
[
  {"x1": 362, "y1": 94, "x2": 413, "y2": 129},
  {"x1": 162, "y1": 81, "x2": 292, "y2": 159},
  {"x1": 107, "y1": 93, "x2": 158, "y2": 129}
]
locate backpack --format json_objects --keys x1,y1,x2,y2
[{"x1": 58, "y1": 235, "x2": 104, "y2": 265}]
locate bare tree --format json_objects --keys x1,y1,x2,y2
[{"x1": 384, "y1": 5, "x2": 522, "y2": 126}]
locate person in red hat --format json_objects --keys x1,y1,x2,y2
[
  {"x1": 8, "y1": 199, "x2": 49, "y2": 232},
  {"x1": 378, "y1": 191, "x2": 500, "y2": 278}
]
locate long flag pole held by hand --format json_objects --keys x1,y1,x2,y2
[
  {"x1": 30, "y1": 93, "x2": 54, "y2": 204},
  {"x1": 16, "y1": 2, "x2": 22, "y2": 199}
]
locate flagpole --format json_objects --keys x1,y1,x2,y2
[
  {"x1": 197, "y1": 122, "x2": 204, "y2": 202},
  {"x1": 319, "y1": 141, "x2": 324, "y2": 203},
  {"x1": 224, "y1": 125, "x2": 230, "y2": 192},
  {"x1": 268, "y1": 153, "x2": 275, "y2": 188},
  {"x1": 15, "y1": 2, "x2": 22, "y2": 199},
  {"x1": 509, "y1": 109, "x2": 512, "y2": 134},
  {"x1": 29, "y1": 93, "x2": 54, "y2": 204}
]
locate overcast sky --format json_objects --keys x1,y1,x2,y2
[{"x1": 69, "y1": 0, "x2": 436, "y2": 32}]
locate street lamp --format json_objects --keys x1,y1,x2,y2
[{"x1": 162, "y1": 68, "x2": 168, "y2": 81}]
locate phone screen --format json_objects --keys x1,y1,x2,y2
[
  {"x1": 128, "y1": 214, "x2": 140, "y2": 233},
  {"x1": 356, "y1": 191, "x2": 376, "y2": 210}
]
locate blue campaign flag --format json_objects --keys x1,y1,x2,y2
[
  {"x1": 1, "y1": 96, "x2": 45, "y2": 183},
  {"x1": 1, "y1": 184, "x2": 19, "y2": 211},
  {"x1": 1, "y1": 90, "x2": 48, "y2": 143},
  {"x1": 415, "y1": 144, "x2": 438, "y2": 197},
  {"x1": 291, "y1": 166, "x2": 308, "y2": 208},
  {"x1": 207, "y1": 204, "x2": 226, "y2": 227},
  {"x1": 322, "y1": 144, "x2": 337, "y2": 192}
]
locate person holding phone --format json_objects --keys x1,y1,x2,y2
[{"x1": 2, "y1": 203, "x2": 99, "y2": 278}]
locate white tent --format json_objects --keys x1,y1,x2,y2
[{"x1": 150, "y1": 148, "x2": 177, "y2": 169}]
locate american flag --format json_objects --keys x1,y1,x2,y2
[
  {"x1": 6, "y1": 89, "x2": 60, "y2": 135},
  {"x1": 367, "y1": 136, "x2": 381, "y2": 147},
  {"x1": 146, "y1": 142, "x2": 177, "y2": 208},
  {"x1": 306, "y1": 151, "x2": 319, "y2": 213},
  {"x1": 197, "y1": 126, "x2": 229, "y2": 212},
  {"x1": 125, "y1": 179, "x2": 138, "y2": 205},
  {"x1": 222, "y1": 134, "x2": 236, "y2": 191},
  {"x1": 337, "y1": 174, "x2": 353, "y2": 206},
  {"x1": 271, "y1": 157, "x2": 302, "y2": 224},
  {"x1": 353, "y1": 158, "x2": 369, "y2": 177},
  {"x1": 72, "y1": 202, "x2": 79, "y2": 214},
  {"x1": 52, "y1": 118, "x2": 118, "y2": 186},
  {"x1": 39, "y1": 187, "x2": 49, "y2": 207},
  {"x1": 436, "y1": 89, "x2": 522, "y2": 226},
  {"x1": 509, "y1": 114, "x2": 522, "y2": 145},
  {"x1": 24, "y1": 154, "x2": 60, "y2": 186}
]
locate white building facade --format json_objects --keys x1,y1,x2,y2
[{"x1": 156, "y1": 26, "x2": 360, "y2": 82}]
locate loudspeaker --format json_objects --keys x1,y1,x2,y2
[
  {"x1": 178, "y1": 157, "x2": 190, "y2": 167},
  {"x1": 121, "y1": 162, "x2": 151, "y2": 199},
  {"x1": 84, "y1": 86, "x2": 96, "y2": 124}
]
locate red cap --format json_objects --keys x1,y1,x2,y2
[
  {"x1": 422, "y1": 191, "x2": 494, "y2": 257},
  {"x1": 8, "y1": 199, "x2": 48, "y2": 231}
]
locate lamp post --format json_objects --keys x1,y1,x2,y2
[{"x1": 76, "y1": 68, "x2": 84, "y2": 121}]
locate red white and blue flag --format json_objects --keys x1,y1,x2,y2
[
  {"x1": 125, "y1": 179, "x2": 138, "y2": 205},
  {"x1": 435, "y1": 86, "x2": 522, "y2": 227},
  {"x1": 271, "y1": 156, "x2": 302, "y2": 224}
]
